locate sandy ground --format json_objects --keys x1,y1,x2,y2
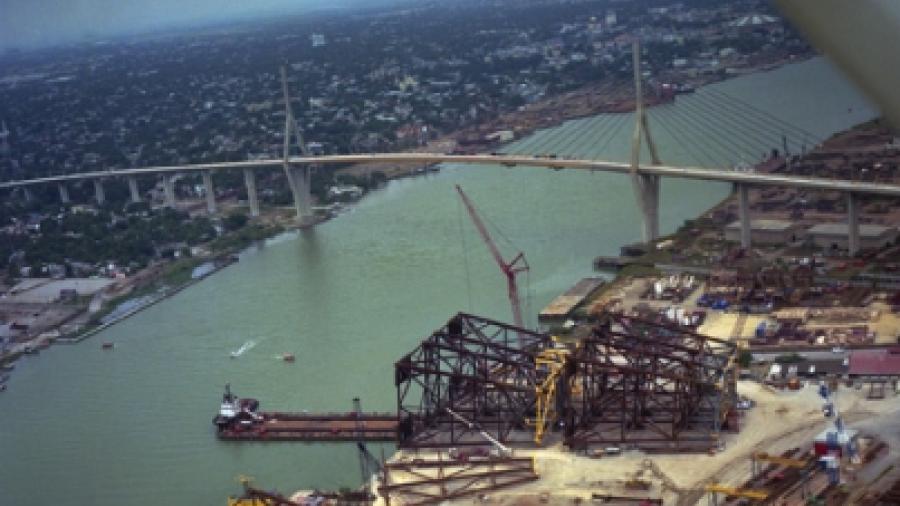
[
  {"x1": 699, "y1": 312, "x2": 769, "y2": 341},
  {"x1": 611, "y1": 274, "x2": 900, "y2": 346},
  {"x1": 870, "y1": 302, "x2": 900, "y2": 344},
  {"x1": 374, "y1": 381, "x2": 900, "y2": 506}
]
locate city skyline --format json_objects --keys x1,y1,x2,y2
[{"x1": 0, "y1": 0, "x2": 389, "y2": 51}]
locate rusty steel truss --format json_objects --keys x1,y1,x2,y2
[
  {"x1": 379, "y1": 456, "x2": 538, "y2": 506},
  {"x1": 395, "y1": 312, "x2": 738, "y2": 452},
  {"x1": 568, "y1": 313, "x2": 738, "y2": 451},
  {"x1": 396, "y1": 313, "x2": 551, "y2": 447}
]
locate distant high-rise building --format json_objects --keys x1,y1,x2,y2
[
  {"x1": 311, "y1": 33, "x2": 326, "y2": 47},
  {"x1": 605, "y1": 10, "x2": 617, "y2": 27}
]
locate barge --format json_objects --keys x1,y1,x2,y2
[{"x1": 213, "y1": 385, "x2": 397, "y2": 442}]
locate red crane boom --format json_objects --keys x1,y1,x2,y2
[{"x1": 455, "y1": 185, "x2": 529, "y2": 329}]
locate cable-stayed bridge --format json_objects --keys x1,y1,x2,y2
[{"x1": 0, "y1": 44, "x2": 893, "y2": 256}]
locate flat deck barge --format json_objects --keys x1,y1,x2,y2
[
  {"x1": 218, "y1": 412, "x2": 398, "y2": 442},
  {"x1": 213, "y1": 385, "x2": 397, "y2": 442}
]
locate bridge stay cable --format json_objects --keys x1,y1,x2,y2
[
  {"x1": 558, "y1": 114, "x2": 613, "y2": 157},
  {"x1": 692, "y1": 90, "x2": 813, "y2": 154},
  {"x1": 662, "y1": 101, "x2": 760, "y2": 166},
  {"x1": 706, "y1": 87, "x2": 825, "y2": 145},
  {"x1": 525, "y1": 119, "x2": 585, "y2": 156},
  {"x1": 666, "y1": 98, "x2": 764, "y2": 163},
  {"x1": 676, "y1": 95, "x2": 789, "y2": 159},
  {"x1": 530, "y1": 81, "x2": 622, "y2": 154},
  {"x1": 649, "y1": 109, "x2": 722, "y2": 169},
  {"x1": 581, "y1": 113, "x2": 628, "y2": 159},
  {"x1": 553, "y1": 114, "x2": 614, "y2": 158},
  {"x1": 660, "y1": 109, "x2": 746, "y2": 168},
  {"x1": 651, "y1": 108, "x2": 731, "y2": 167},
  {"x1": 657, "y1": 108, "x2": 729, "y2": 168},
  {"x1": 590, "y1": 113, "x2": 630, "y2": 160}
]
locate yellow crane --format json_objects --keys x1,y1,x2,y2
[
  {"x1": 751, "y1": 452, "x2": 810, "y2": 479},
  {"x1": 704, "y1": 483, "x2": 769, "y2": 505},
  {"x1": 227, "y1": 476, "x2": 272, "y2": 506},
  {"x1": 531, "y1": 346, "x2": 573, "y2": 445},
  {"x1": 752, "y1": 452, "x2": 808, "y2": 468}
]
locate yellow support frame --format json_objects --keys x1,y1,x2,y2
[
  {"x1": 532, "y1": 347, "x2": 570, "y2": 445},
  {"x1": 704, "y1": 483, "x2": 769, "y2": 501},
  {"x1": 752, "y1": 452, "x2": 808, "y2": 468}
]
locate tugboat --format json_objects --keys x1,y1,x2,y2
[{"x1": 212, "y1": 384, "x2": 261, "y2": 431}]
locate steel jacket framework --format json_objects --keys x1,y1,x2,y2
[{"x1": 395, "y1": 312, "x2": 737, "y2": 452}]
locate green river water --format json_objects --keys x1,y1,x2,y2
[{"x1": 0, "y1": 57, "x2": 877, "y2": 505}]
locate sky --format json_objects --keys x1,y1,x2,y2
[{"x1": 0, "y1": 0, "x2": 379, "y2": 51}]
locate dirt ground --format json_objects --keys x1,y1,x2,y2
[{"x1": 699, "y1": 312, "x2": 769, "y2": 341}]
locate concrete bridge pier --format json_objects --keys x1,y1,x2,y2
[
  {"x1": 127, "y1": 176, "x2": 141, "y2": 203},
  {"x1": 638, "y1": 173, "x2": 660, "y2": 243},
  {"x1": 93, "y1": 179, "x2": 105, "y2": 205},
  {"x1": 163, "y1": 174, "x2": 177, "y2": 207},
  {"x1": 201, "y1": 170, "x2": 216, "y2": 214},
  {"x1": 286, "y1": 164, "x2": 313, "y2": 224},
  {"x1": 58, "y1": 183, "x2": 70, "y2": 204},
  {"x1": 22, "y1": 186, "x2": 33, "y2": 202},
  {"x1": 243, "y1": 168, "x2": 259, "y2": 217},
  {"x1": 847, "y1": 192, "x2": 859, "y2": 256},
  {"x1": 738, "y1": 183, "x2": 752, "y2": 249}
]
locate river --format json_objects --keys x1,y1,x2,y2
[{"x1": 0, "y1": 57, "x2": 876, "y2": 505}]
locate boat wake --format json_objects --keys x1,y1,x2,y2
[{"x1": 229, "y1": 340, "x2": 257, "y2": 358}]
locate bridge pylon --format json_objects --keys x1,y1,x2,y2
[
  {"x1": 93, "y1": 178, "x2": 106, "y2": 205},
  {"x1": 629, "y1": 39, "x2": 662, "y2": 244},
  {"x1": 243, "y1": 168, "x2": 260, "y2": 217},
  {"x1": 280, "y1": 66, "x2": 315, "y2": 225},
  {"x1": 201, "y1": 170, "x2": 217, "y2": 214},
  {"x1": 58, "y1": 183, "x2": 70, "y2": 204},
  {"x1": 127, "y1": 176, "x2": 141, "y2": 204}
]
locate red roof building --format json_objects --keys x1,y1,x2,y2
[{"x1": 848, "y1": 348, "x2": 900, "y2": 376}]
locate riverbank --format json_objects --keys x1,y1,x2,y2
[
  {"x1": 0, "y1": 50, "x2": 843, "y2": 391},
  {"x1": 0, "y1": 55, "x2": 878, "y2": 506},
  {"x1": 337, "y1": 52, "x2": 813, "y2": 179},
  {"x1": 0, "y1": 219, "x2": 286, "y2": 372},
  {"x1": 580, "y1": 116, "x2": 900, "y2": 345},
  {"x1": 0, "y1": 50, "x2": 823, "y2": 371}
]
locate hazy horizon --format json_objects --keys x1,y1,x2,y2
[{"x1": 0, "y1": 0, "x2": 398, "y2": 52}]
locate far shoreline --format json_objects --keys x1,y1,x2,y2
[{"x1": 0, "y1": 52, "x2": 820, "y2": 378}]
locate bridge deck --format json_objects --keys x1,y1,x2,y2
[{"x1": 4, "y1": 153, "x2": 900, "y2": 197}]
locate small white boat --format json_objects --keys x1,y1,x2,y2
[{"x1": 230, "y1": 340, "x2": 256, "y2": 358}]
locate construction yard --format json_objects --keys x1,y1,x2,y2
[
  {"x1": 378, "y1": 380, "x2": 900, "y2": 506},
  {"x1": 585, "y1": 274, "x2": 900, "y2": 348},
  {"x1": 223, "y1": 307, "x2": 900, "y2": 506}
]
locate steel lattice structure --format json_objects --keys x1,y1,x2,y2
[
  {"x1": 568, "y1": 314, "x2": 738, "y2": 451},
  {"x1": 395, "y1": 312, "x2": 738, "y2": 452},
  {"x1": 396, "y1": 313, "x2": 551, "y2": 447}
]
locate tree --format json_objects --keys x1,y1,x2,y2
[
  {"x1": 737, "y1": 350, "x2": 753, "y2": 368},
  {"x1": 223, "y1": 212, "x2": 249, "y2": 232}
]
